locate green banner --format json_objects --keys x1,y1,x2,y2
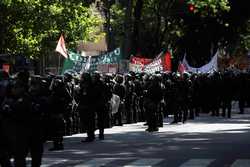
[
  {"x1": 61, "y1": 57, "x2": 74, "y2": 74},
  {"x1": 61, "y1": 48, "x2": 121, "y2": 74}
]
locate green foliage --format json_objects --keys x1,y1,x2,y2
[
  {"x1": 187, "y1": 0, "x2": 230, "y2": 17},
  {"x1": 121, "y1": 0, "x2": 186, "y2": 57},
  {"x1": 140, "y1": 0, "x2": 185, "y2": 55},
  {"x1": 112, "y1": 0, "x2": 248, "y2": 61},
  {"x1": 1, "y1": 0, "x2": 248, "y2": 65},
  {"x1": 0, "y1": 0, "x2": 104, "y2": 58},
  {"x1": 110, "y1": 3, "x2": 125, "y2": 46},
  {"x1": 239, "y1": 20, "x2": 250, "y2": 51}
]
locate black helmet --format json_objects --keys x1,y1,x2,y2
[
  {"x1": 80, "y1": 72, "x2": 91, "y2": 83},
  {"x1": 115, "y1": 74, "x2": 123, "y2": 84}
]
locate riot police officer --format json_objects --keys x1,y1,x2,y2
[
  {"x1": 62, "y1": 73, "x2": 74, "y2": 136},
  {"x1": 113, "y1": 74, "x2": 126, "y2": 126},
  {"x1": 77, "y1": 72, "x2": 96, "y2": 142},
  {"x1": 144, "y1": 74, "x2": 163, "y2": 132},
  {"x1": 1, "y1": 70, "x2": 35, "y2": 166},
  {"x1": 0, "y1": 70, "x2": 11, "y2": 167},
  {"x1": 28, "y1": 76, "x2": 48, "y2": 166},
  {"x1": 91, "y1": 72, "x2": 112, "y2": 140},
  {"x1": 48, "y1": 77, "x2": 71, "y2": 151}
]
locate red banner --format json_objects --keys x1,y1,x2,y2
[
  {"x1": 131, "y1": 56, "x2": 152, "y2": 65},
  {"x1": 130, "y1": 56, "x2": 152, "y2": 72},
  {"x1": 143, "y1": 51, "x2": 172, "y2": 73}
]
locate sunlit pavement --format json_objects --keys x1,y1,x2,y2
[{"x1": 40, "y1": 102, "x2": 250, "y2": 167}]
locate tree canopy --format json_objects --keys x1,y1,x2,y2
[
  {"x1": 109, "y1": 0, "x2": 249, "y2": 66},
  {"x1": 1, "y1": 0, "x2": 250, "y2": 69},
  {"x1": 0, "y1": 0, "x2": 104, "y2": 58}
]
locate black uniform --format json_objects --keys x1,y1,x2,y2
[
  {"x1": 91, "y1": 73, "x2": 112, "y2": 140},
  {"x1": 48, "y1": 78, "x2": 71, "y2": 151},
  {"x1": 1, "y1": 77, "x2": 36, "y2": 167},
  {"x1": 0, "y1": 75, "x2": 11, "y2": 167},
  {"x1": 113, "y1": 75, "x2": 126, "y2": 126},
  {"x1": 221, "y1": 72, "x2": 233, "y2": 118},
  {"x1": 77, "y1": 73, "x2": 96, "y2": 142},
  {"x1": 0, "y1": 117, "x2": 11, "y2": 167},
  {"x1": 144, "y1": 75, "x2": 163, "y2": 132}
]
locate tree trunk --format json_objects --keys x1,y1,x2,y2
[
  {"x1": 122, "y1": 0, "x2": 133, "y2": 59},
  {"x1": 154, "y1": 2, "x2": 162, "y2": 54},
  {"x1": 132, "y1": 0, "x2": 143, "y2": 55}
]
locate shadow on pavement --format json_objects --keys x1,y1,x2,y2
[{"x1": 43, "y1": 112, "x2": 250, "y2": 160}]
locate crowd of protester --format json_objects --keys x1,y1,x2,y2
[{"x1": 1, "y1": 68, "x2": 250, "y2": 166}]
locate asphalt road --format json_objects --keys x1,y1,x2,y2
[{"x1": 37, "y1": 103, "x2": 250, "y2": 166}]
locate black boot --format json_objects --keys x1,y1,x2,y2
[
  {"x1": 99, "y1": 129, "x2": 104, "y2": 140},
  {"x1": 81, "y1": 137, "x2": 95, "y2": 143},
  {"x1": 99, "y1": 134, "x2": 104, "y2": 140},
  {"x1": 49, "y1": 142, "x2": 64, "y2": 151}
]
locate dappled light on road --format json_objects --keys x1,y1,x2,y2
[{"x1": 42, "y1": 110, "x2": 250, "y2": 166}]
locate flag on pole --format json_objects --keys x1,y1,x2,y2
[
  {"x1": 143, "y1": 51, "x2": 172, "y2": 73},
  {"x1": 178, "y1": 62, "x2": 186, "y2": 75},
  {"x1": 163, "y1": 51, "x2": 172, "y2": 72},
  {"x1": 56, "y1": 34, "x2": 68, "y2": 58}
]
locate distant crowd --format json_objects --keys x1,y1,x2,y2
[{"x1": 1, "y1": 69, "x2": 250, "y2": 167}]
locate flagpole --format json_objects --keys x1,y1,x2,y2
[
  {"x1": 43, "y1": 53, "x2": 45, "y2": 75},
  {"x1": 56, "y1": 34, "x2": 68, "y2": 74},
  {"x1": 58, "y1": 54, "x2": 61, "y2": 75}
]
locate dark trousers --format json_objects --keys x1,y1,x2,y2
[
  {"x1": 113, "y1": 109, "x2": 123, "y2": 126},
  {"x1": 222, "y1": 100, "x2": 232, "y2": 118},
  {"x1": 50, "y1": 115, "x2": 65, "y2": 146},
  {"x1": 0, "y1": 154, "x2": 11, "y2": 167},
  {"x1": 145, "y1": 101, "x2": 158, "y2": 130},
  {"x1": 80, "y1": 106, "x2": 96, "y2": 140},
  {"x1": 239, "y1": 99, "x2": 245, "y2": 114},
  {"x1": 96, "y1": 105, "x2": 109, "y2": 138},
  {"x1": 2, "y1": 118, "x2": 44, "y2": 167}
]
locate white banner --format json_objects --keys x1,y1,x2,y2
[
  {"x1": 129, "y1": 63, "x2": 143, "y2": 73},
  {"x1": 143, "y1": 52, "x2": 164, "y2": 73},
  {"x1": 183, "y1": 51, "x2": 218, "y2": 73}
]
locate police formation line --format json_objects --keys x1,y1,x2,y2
[{"x1": 0, "y1": 69, "x2": 250, "y2": 167}]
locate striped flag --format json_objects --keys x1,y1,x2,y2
[
  {"x1": 56, "y1": 34, "x2": 68, "y2": 58},
  {"x1": 178, "y1": 62, "x2": 187, "y2": 74}
]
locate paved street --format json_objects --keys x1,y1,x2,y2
[{"x1": 38, "y1": 103, "x2": 250, "y2": 167}]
